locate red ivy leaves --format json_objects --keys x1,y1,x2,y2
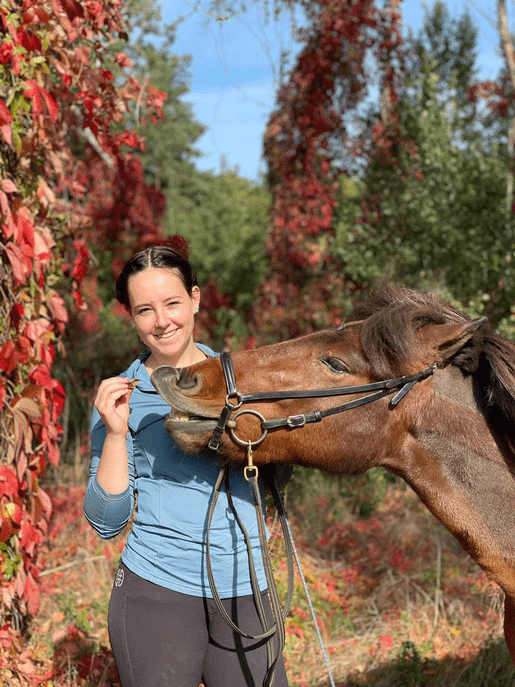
[
  {"x1": 2, "y1": 206, "x2": 41, "y2": 285},
  {"x1": 468, "y1": 77, "x2": 514, "y2": 119},
  {"x1": 23, "y1": 80, "x2": 59, "y2": 123},
  {"x1": 0, "y1": 0, "x2": 166, "y2": 644},
  {"x1": 0, "y1": 337, "x2": 30, "y2": 374},
  {"x1": 0, "y1": 466, "x2": 19, "y2": 499},
  {"x1": 0, "y1": 98, "x2": 12, "y2": 144},
  {"x1": 4, "y1": 242, "x2": 32, "y2": 283},
  {"x1": 56, "y1": 0, "x2": 85, "y2": 22},
  {"x1": 255, "y1": 0, "x2": 402, "y2": 340}
]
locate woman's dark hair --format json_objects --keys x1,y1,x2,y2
[{"x1": 115, "y1": 245, "x2": 198, "y2": 311}]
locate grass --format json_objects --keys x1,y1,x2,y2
[{"x1": 1, "y1": 465, "x2": 514, "y2": 686}]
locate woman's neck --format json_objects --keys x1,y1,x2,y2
[{"x1": 144, "y1": 343, "x2": 207, "y2": 373}]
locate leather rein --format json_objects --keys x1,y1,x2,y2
[{"x1": 208, "y1": 351, "x2": 437, "y2": 452}]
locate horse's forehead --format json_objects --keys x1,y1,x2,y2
[
  {"x1": 248, "y1": 327, "x2": 365, "y2": 370},
  {"x1": 278, "y1": 326, "x2": 362, "y2": 353}
]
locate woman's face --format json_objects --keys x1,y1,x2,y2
[{"x1": 128, "y1": 266, "x2": 200, "y2": 368}]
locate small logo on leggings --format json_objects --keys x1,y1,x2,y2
[{"x1": 115, "y1": 568, "x2": 124, "y2": 587}]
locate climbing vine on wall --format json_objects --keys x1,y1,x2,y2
[{"x1": 0, "y1": 0, "x2": 165, "y2": 635}]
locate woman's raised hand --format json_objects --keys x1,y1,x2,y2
[{"x1": 94, "y1": 377, "x2": 137, "y2": 436}]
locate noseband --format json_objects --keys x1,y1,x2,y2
[{"x1": 208, "y1": 351, "x2": 436, "y2": 451}]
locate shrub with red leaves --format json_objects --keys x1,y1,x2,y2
[{"x1": 0, "y1": 0, "x2": 165, "y2": 640}]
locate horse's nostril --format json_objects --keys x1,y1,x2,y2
[
  {"x1": 176, "y1": 368, "x2": 199, "y2": 391},
  {"x1": 168, "y1": 367, "x2": 181, "y2": 382}
]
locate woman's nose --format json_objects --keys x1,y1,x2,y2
[{"x1": 154, "y1": 307, "x2": 170, "y2": 328}]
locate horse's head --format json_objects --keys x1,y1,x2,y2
[
  {"x1": 150, "y1": 294, "x2": 488, "y2": 472},
  {"x1": 152, "y1": 327, "x2": 367, "y2": 468}
]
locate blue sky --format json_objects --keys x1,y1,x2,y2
[{"x1": 161, "y1": 0, "x2": 504, "y2": 181}]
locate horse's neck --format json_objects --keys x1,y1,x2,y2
[
  {"x1": 405, "y1": 363, "x2": 515, "y2": 568},
  {"x1": 432, "y1": 365, "x2": 480, "y2": 414},
  {"x1": 416, "y1": 364, "x2": 503, "y2": 465}
]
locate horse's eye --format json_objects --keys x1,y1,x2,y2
[{"x1": 321, "y1": 357, "x2": 348, "y2": 373}]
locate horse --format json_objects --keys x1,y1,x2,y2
[{"x1": 150, "y1": 283, "x2": 515, "y2": 665}]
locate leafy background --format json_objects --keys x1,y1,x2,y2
[{"x1": 1, "y1": 0, "x2": 515, "y2": 684}]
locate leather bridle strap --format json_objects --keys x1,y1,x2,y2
[
  {"x1": 208, "y1": 351, "x2": 436, "y2": 451},
  {"x1": 262, "y1": 380, "x2": 419, "y2": 431},
  {"x1": 208, "y1": 352, "x2": 242, "y2": 451}
]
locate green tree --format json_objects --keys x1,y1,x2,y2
[
  {"x1": 407, "y1": 2, "x2": 477, "y2": 120},
  {"x1": 337, "y1": 1, "x2": 514, "y2": 328},
  {"x1": 175, "y1": 169, "x2": 271, "y2": 349},
  {"x1": 124, "y1": 1, "x2": 206, "y2": 210},
  {"x1": 175, "y1": 170, "x2": 269, "y2": 307}
]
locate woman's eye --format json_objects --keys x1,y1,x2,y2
[{"x1": 321, "y1": 357, "x2": 348, "y2": 373}]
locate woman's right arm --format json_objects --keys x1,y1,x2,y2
[{"x1": 83, "y1": 377, "x2": 136, "y2": 539}]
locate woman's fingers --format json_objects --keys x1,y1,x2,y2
[{"x1": 94, "y1": 377, "x2": 136, "y2": 434}]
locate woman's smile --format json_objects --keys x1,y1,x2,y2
[{"x1": 154, "y1": 329, "x2": 178, "y2": 340}]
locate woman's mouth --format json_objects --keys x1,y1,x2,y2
[{"x1": 154, "y1": 330, "x2": 178, "y2": 340}]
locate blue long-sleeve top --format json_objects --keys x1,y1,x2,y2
[{"x1": 83, "y1": 347, "x2": 267, "y2": 598}]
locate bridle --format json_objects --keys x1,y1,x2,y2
[
  {"x1": 208, "y1": 351, "x2": 437, "y2": 451},
  {"x1": 205, "y1": 351, "x2": 436, "y2": 686}
]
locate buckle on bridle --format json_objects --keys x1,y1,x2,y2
[{"x1": 286, "y1": 414, "x2": 306, "y2": 428}]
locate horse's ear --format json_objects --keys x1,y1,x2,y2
[
  {"x1": 150, "y1": 365, "x2": 180, "y2": 402},
  {"x1": 420, "y1": 317, "x2": 488, "y2": 371}
]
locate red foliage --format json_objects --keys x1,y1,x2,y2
[
  {"x1": 257, "y1": 0, "x2": 405, "y2": 341},
  {"x1": 194, "y1": 278, "x2": 233, "y2": 342},
  {"x1": 468, "y1": 75, "x2": 514, "y2": 119},
  {"x1": 0, "y1": 0, "x2": 167, "y2": 644}
]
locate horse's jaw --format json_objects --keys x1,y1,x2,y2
[
  {"x1": 151, "y1": 363, "x2": 224, "y2": 454},
  {"x1": 163, "y1": 414, "x2": 216, "y2": 454}
]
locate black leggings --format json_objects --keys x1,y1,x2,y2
[{"x1": 108, "y1": 562, "x2": 289, "y2": 687}]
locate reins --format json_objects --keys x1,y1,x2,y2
[
  {"x1": 206, "y1": 444, "x2": 295, "y2": 687},
  {"x1": 206, "y1": 351, "x2": 436, "y2": 686}
]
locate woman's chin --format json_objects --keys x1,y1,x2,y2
[{"x1": 147, "y1": 339, "x2": 198, "y2": 367}]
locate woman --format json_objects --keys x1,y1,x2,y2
[{"x1": 83, "y1": 245, "x2": 289, "y2": 687}]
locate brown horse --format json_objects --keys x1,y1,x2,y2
[{"x1": 151, "y1": 283, "x2": 515, "y2": 664}]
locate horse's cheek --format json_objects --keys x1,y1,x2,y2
[{"x1": 289, "y1": 415, "x2": 389, "y2": 472}]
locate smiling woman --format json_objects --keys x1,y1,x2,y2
[
  {"x1": 127, "y1": 267, "x2": 201, "y2": 369},
  {"x1": 82, "y1": 244, "x2": 289, "y2": 687}
]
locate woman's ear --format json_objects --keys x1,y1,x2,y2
[{"x1": 192, "y1": 285, "x2": 200, "y2": 313}]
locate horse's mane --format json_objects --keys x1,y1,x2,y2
[
  {"x1": 346, "y1": 283, "x2": 515, "y2": 450},
  {"x1": 346, "y1": 283, "x2": 469, "y2": 376}
]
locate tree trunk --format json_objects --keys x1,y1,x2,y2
[
  {"x1": 498, "y1": 0, "x2": 515, "y2": 215},
  {"x1": 380, "y1": 0, "x2": 401, "y2": 124}
]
